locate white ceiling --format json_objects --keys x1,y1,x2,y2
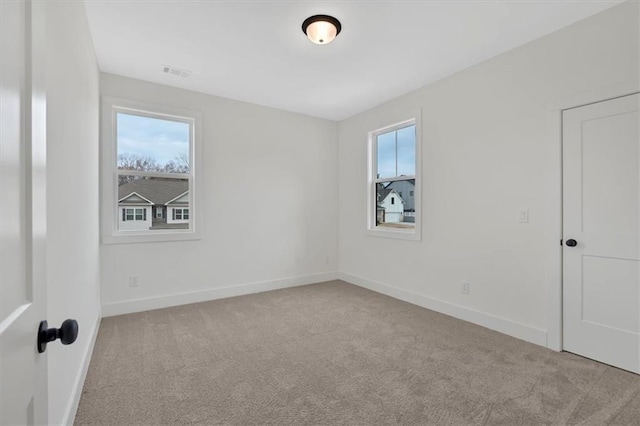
[{"x1": 84, "y1": 0, "x2": 623, "y2": 121}]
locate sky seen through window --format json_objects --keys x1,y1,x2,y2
[{"x1": 117, "y1": 112, "x2": 189, "y2": 169}]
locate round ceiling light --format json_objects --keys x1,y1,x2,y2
[{"x1": 302, "y1": 15, "x2": 342, "y2": 45}]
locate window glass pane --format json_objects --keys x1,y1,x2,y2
[
  {"x1": 117, "y1": 112, "x2": 190, "y2": 173},
  {"x1": 376, "y1": 131, "x2": 396, "y2": 179},
  {"x1": 118, "y1": 175, "x2": 190, "y2": 231},
  {"x1": 396, "y1": 125, "x2": 415, "y2": 176},
  {"x1": 375, "y1": 181, "x2": 415, "y2": 229}
]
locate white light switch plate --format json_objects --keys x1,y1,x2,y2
[
  {"x1": 129, "y1": 275, "x2": 140, "y2": 287},
  {"x1": 517, "y1": 208, "x2": 529, "y2": 223}
]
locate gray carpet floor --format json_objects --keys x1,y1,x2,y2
[{"x1": 75, "y1": 280, "x2": 640, "y2": 425}]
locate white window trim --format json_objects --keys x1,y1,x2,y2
[
  {"x1": 366, "y1": 113, "x2": 422, "y2": 241},
  {"x1": 101, "y1": 96, "x2": 203, "y2": 244}
]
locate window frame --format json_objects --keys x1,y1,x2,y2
[
  {"x1": 366, "y1": 114, "x2": 422, "y2": 241},
  {"x1": 101, "y1": 96, "x2": 203, "y2": 244}
]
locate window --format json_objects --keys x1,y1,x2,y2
[
  {"x1": 123, "y1": 208, "x2": 146, "y2": 221},
  {"x1": 367, "y1": 116, "x2": 421, "y2": 240},
  {"x1": 101, "y1": 97, "x2": 202, "y2": 244},
  {"x1": 172, "y1": 208, "x2": 189, "y2": 221}
]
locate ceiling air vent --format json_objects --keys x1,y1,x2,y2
[{"x1": 162, "y1": 65, "x2": 191, "y2": 78}]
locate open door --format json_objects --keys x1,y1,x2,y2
[
  {"x1": 0, "y1": 0, "x2": 48, "y2": 423},
  {"x1": 563, "y1": 93, "x2": 640, "y2": 373}
]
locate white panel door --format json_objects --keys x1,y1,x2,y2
[
  {"x1": 563, "y1": 93, "x2": 640, "y2": 373},
  {"x1": 0, "y1": 0, "x2": 48, "y2": 424}
]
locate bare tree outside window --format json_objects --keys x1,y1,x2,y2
[{"x1": 117, "y1": 153, "x2": 190, "y2": 185}]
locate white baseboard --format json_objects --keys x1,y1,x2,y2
[
  {"x1": 339, "y1": 272, "x2": 547, "y2": 347},
  {"x1": 62, "y1": 313, "x2": 101, "y2": 425},
  {"x1": 102, "y1": 272, "x2": 339, "y2": 317}
]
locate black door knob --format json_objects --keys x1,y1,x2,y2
[
  {"x1": 565, "y1": 239, "x2": 578, "y2": 247},
  {"x1": 37, "y1": 319, "x2": 79, "y2": 353}
]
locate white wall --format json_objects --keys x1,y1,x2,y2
[
  {"x1": 45, "y1": 1, "x2": 101, "y2": 425},
  {"x1": 338, "y1": 1, "x2": 639, "y2": 346},
  {"x1": 100, "y1": 74, "x2": 338, "y2": 315}
]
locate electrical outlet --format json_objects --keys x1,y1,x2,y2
[
  {"x1": 461, "y1": 281, "x2": 470, "y2": 295},
  {"x1": 129, "y1": 275, "x2": 140, "y2": 288}
]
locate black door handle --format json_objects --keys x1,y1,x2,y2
[
  {"x1": 37, "y1": 319, "x2": 78, "y2": 353},
  {"x1": 565, "y1": 239, "x2": 578, "y2": 247}
]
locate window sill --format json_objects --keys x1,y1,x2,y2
[
  {"x1": 365, "y1": 227, "x2": 421, "y2": 241},
  {"x1": 101, "y1": 229, "x2": 202, "y2": 245}
]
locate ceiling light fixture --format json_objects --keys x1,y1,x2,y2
[{"x1": 302, "y1": 15, "x2": 341, "y2": 45}]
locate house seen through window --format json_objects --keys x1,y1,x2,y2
[
  {"x1": 116, "y1": 111, "x2": 192, "y2": 232},
  {"x1": 372, "y1": 121, "x2": 417, "y2": 231}
]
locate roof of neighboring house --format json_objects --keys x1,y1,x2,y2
[
  {"x1": 377, "y1": 187, "x2": 394, "y2": 200},
  {"x1": 119, "y1": 178, "x2": 188, "y2": 205},
  {"x1": 165, "y1": 191, "x2": 189, "y2": 206},
  {"x1": 385, "y1": 179, "x2": 416, "y2": 187},
  {"x1": 377, "y1": 186, "x2": 405, "y2": 204}
]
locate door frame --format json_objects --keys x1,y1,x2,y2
[{"x1": 545, "y1": 84, "x2": 640, "y2": 351}]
